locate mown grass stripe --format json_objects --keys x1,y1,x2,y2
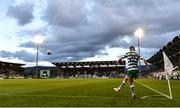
[{"x1": 0, "y1": 94, "x2": 120, "y2": 99}]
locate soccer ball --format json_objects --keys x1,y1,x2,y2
[{"x1": 47, "y1": 50, "x2": 52, "y2": 55}]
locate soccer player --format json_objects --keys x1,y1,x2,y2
[{"x1": 114, "y1": 46, "x2": 148, "y2": 99}]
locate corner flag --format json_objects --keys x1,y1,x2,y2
[
  {"x1": 163, "y1": 52, "x2": 174, "y2": 74},
  {"x1": 163, "y1": 51, "x2": 173, "y2": 99}
]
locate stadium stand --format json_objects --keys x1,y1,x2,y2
[
  {"x1": 148, "y1": 35, "x2": 180, "y2": 79},
  {"x1": 53, "y1": 61, "x2": 125, "y2": 78},
  {"x1": 148, "y1": 35, "x2": 180, "y2": 69},
  {"x1": 0, "y1": 61, "x2": 24, "y2": 79}
]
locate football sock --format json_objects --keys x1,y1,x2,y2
[
  {"x1": 130, "y1": 84, "x2": 135, "y2": 95},
  {"x1": 119, "y1": 80, "x2": 126, "y2": 88}
]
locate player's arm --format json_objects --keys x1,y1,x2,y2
[
  {"x1": 116, "y1": 53, "x2": 128, "y2": 64},
  {"x1": 116, "y1": 56, "x2": 125, "y2": 64},
  {"x1": 141, "y1": 57, "x2": 148, "y2": 66},
  {"x1": 141, "y1": 57, "x2": 150, "y2": 70}
]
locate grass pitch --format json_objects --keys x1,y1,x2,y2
[{"x1": 0, "y1": 78, "x2": 180, "y2": 107}]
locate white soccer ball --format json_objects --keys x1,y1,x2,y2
[{"x1": 47, "y1": 50, "x2": 52, "y2": 55}]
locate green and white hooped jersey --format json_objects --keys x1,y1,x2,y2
[{"x1": 124, "y1": 51, "x2": 142, "y2": 71}]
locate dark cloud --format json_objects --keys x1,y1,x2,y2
[
  {"x1": 7, "y1": 2, "x2": 34, "y2": 25},
  {"x1": 19, "y1": 41, "x2": 35, "y2": 48},
  {"x1": 44, "y1": 0, "x2": 87, "y2": 27},
  {"x1": 1, "y1": 50, "x2": 35, "y2": 62},
  {"x1": 16, "y1": 0, "x2": 180, "y2": 62}
]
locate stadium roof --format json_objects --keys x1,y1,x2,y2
[
  {"x1": 0, "y1": 61, "x2": 25, "y2": 66},
  {"x1": 148, "y1": 35, "x2": 180, "y2": 66}
]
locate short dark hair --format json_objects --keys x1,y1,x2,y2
[{"x1": 129, "y1": 46, "x2": 135, "y2": 49}]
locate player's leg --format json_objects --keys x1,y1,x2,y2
[
  {"x1": 120, "y1": 75, "x2": 128, "y2": 88},
  {"x1": 127, "y1": 70, "x2": 138, "y2": 98},
  {"x1": 114, "y1": 75, "x2": 128, "y2": 92},
  {"x1": 129, "y1": 77, "x2": 136, "y2": 99}
]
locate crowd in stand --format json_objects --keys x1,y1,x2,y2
[
  {"x1": 0, "y1": 69, "x2": 24, "y2": 79},
  {"x1": 150, "y1": 68, "x2": 180, "y2": 80}
]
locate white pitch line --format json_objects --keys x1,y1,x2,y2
[
  {"x1": 141, "y1": 95, "x2": 164, "y2": 99},
  {"x1": 136, "y1": 81, "x2": 171, "y2": 99}
]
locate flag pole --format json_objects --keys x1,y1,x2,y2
[{"x1": 166, "y1": 74, "x2": 173, "y2": 99}]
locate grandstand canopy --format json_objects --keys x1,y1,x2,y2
[{"x1": 0, "y1": 61, "x2": 24, "y2": 67}]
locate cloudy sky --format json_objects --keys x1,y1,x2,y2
[{"x1": 0, "y1": 0, "x2": 179, "y2": 67}]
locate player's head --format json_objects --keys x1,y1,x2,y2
[{"x1": 129, "y1": 46, "x2": 135, "y2": 52}]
